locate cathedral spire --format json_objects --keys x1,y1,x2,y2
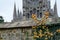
[
  {"x1": 19, "y1": 11, "x2": 23, "y2": 21},
  {"x1": 13, "y1": 3, "x2": 17, "y2": 21},
  {"x1": 17, "y1": 8, "x2": 19, "y2": 16},
  {"x1": 54, "y1": 0, "x2": 58, "y2": 17},
  {"x1": 17, "y1": 9, "x2": 20, "y2": 20},
  {"x1": 48, "y1": 0, "x2": 50, "y2": 9}
]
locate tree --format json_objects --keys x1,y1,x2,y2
[{"x1": 0, "y1": 16, "x2": 4, "y2": 23}]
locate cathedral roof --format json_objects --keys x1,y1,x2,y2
[
  {"x1": 0, "y1": 18, "x2": 59, "y2": 28},
  {"x1": 0, "y1": 20, "x2": 36, "y2": 28}
]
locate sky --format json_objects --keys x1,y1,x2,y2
[{"x1": 0, "y1": 0, "x2": 60, "y2": 22}]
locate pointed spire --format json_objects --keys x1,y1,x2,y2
[
  {"x1": 54, "y1": 0, "x2": 57, "y2": 8},
  {"x1": 17, "y1": 9, "x2": 20, "y2": 20},
  {"x1": 17, "y1": 8, "x2": 19, "y2": 17},
  {"x1": 48, "y1": 0, "x2": 50, "y2": 9},
  {"x1": 54, "y1": 0, "x2": 58, "y2": 17},
  {"x1": 14, "y1": 2, "x2": 16, "y2": 13},
  {"x1": 19, "y1": 11, "x2": 22, "y2": 19},
  {"x1": 55, "y1": 0, "x2": 56, "y2": 6},
  {"x1": 19, "y1": 11, "x2": 23, "y2": 20},
  {"x1": 13, "y1": 2, "x2": 17, "y2": 21}
]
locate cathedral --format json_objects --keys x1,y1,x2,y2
[
  {"x1": 12, "y1": 0, "x2": 58, "y2": 22},
  {"x1": 0, "y1": 0, "x2": 59, "y2": 40},
  {"x1": 12, "y1": 3, "x2": 23, "y2": 22}
]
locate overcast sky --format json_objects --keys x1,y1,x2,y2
[{"x1": 0, "y1": 0, "x2": 60, "y2": 22}]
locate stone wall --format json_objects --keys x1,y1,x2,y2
[{"x1": 0, "y1": 28, "x2": 34, "y2": 40}]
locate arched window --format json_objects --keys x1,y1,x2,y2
[
  {"x1": 37, "y1": 10, "x2": 39, "y2": 18},
  {"x1": 33, "y1": 8, "x2": 36, "y2": 13},
  {"x1": 40, "y1": 13, "x2": 42, "y2": 18},
  {"x1": 26, "y1": 13, "x2": 30, "y2": 18}
]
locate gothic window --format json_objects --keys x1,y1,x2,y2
[
  {"x1": 43, "y1": 5, "x2": 45, "y2": 7},
  {"x1": 37, "y1": 10, "x2": 39, "y2": 18},
  {"x1": 30, "y1": 10, "x2": 32, "y2": 13},
  {"x1": 37, "y1": 7, "x2": 39, "y2": 9},
  {"x1": 30, "y1": 10, "x2": 32, "y2": 17},
  {"x1": 23, "y1": 14, "x2": 25, "y2": 16},
  {"x1": 23, "y1": 11, "x2": 25, "y2": 12},
  {"x1": 33, "y1": 8, "x2": 36, "y2": 13},
  {"x1": 40, "y1": 13, "x2": 42, "y2": 18},
  {"x1": 43, "y1": 10, "x2": 45, "y2": 11},
  {"x1": 33, "y1": 8, "x2": 36, "y2": 10},
  {"x1": 39, "y1": 1, "x2": 42, "y2": 3},
  {"x1": 37, "y1": 10, "x2": 39, "y2": 12},
  {"x1": 23, "y1": 6, "x2": 25, "y2": 8},
  {"x1": 40, "y1": 7, "x2": 42, "y2": 9},
  {"x1": 27, "y1": 13, "x2": 29, "y2": 18}
]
